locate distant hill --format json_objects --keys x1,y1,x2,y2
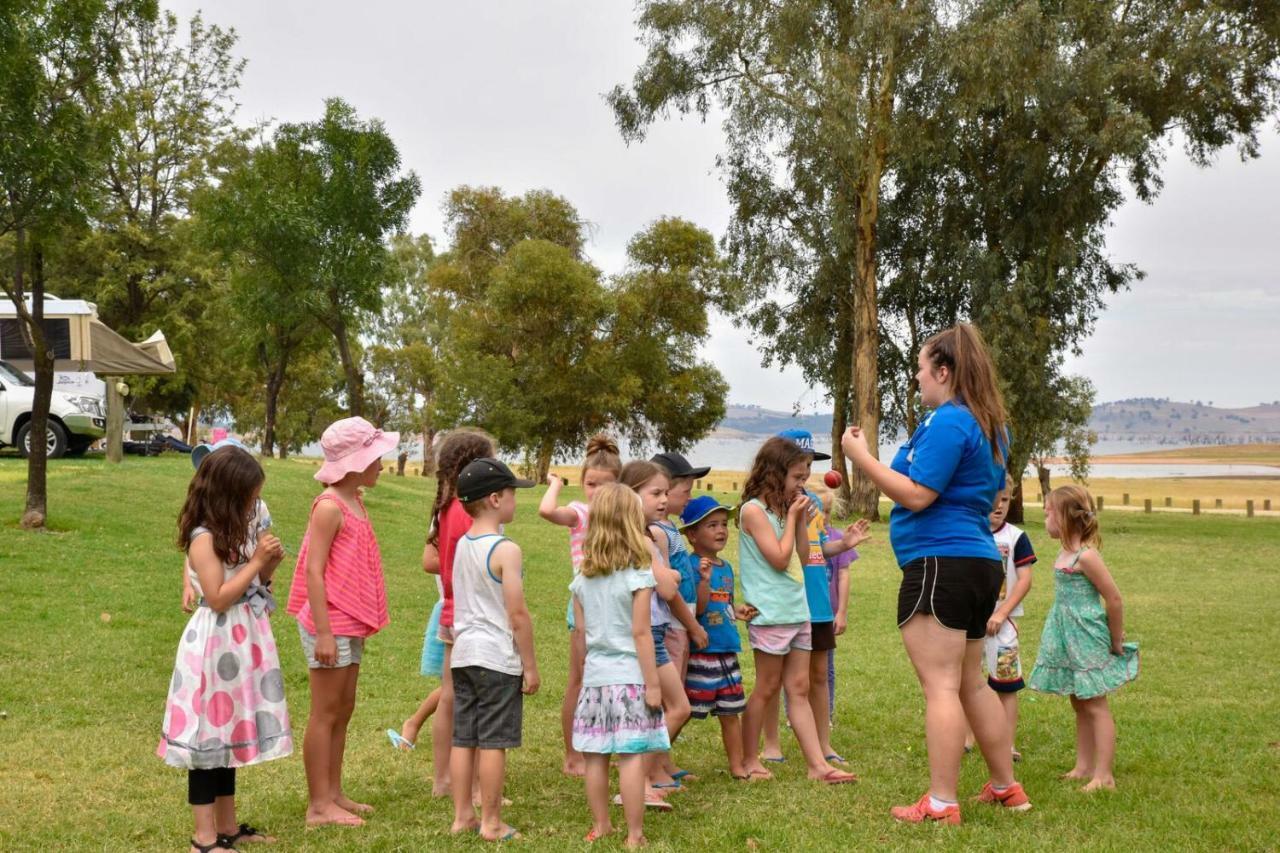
[
  {"x1": 1087, "y1": 398, "x2": 1280, "y2": 446},
  {"x1": 716, "y1": 398, "x2": 1280, "y2": 446}
]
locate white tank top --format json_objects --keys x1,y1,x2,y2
[{"x1": 450, "y1": 533, "x2": 522, "y2": 676}]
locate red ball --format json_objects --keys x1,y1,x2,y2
[{"x1": 823, "y1": 470, "x2": 843, "y2": 488}]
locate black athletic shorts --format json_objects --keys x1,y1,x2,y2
[
  {"x1": 897, "y1": 557, "x2": 1003, "y2": 640},
  {"x1": 452, "y1": 665, "x2": 524, "y2": 749},
  {"x1": 810, "y1": 621, "x2": 837, "y2": 653}
]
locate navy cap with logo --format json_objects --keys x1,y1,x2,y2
[
  {"x1": 456, "y1": 457, "x2": 535, "y2": 503},
  {"x1": 776, "y1": 428, "x2": 831, "y2": 461},
  {"x1": 650, "y1": 450, "x2": 711, "y2": 480}
]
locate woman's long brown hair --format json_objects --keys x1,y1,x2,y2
[
  {"x1": 428, "y1": 428, "x2": 496, "y2": 546},
  {"x1": 922, "y1": 323, "x2": 1009, "y2": 463},
  {"x1": 740, "y1": 436, "x2": 810, "y2": 520},
  {"x1": 177, "y1": 448, "x2": 265, "y2": 565}
]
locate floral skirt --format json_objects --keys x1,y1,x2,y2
[
  {"x1": 572, "y1": 684, "x2": 670, "y2": 755},
  {"x1": 157, "y1": 603, "x2": 293, "y2": 769}
]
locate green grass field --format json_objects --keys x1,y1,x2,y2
[{"x1": 2, "y1": 456, "x2": 1278, "y2": 851}]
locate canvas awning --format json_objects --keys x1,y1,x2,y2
[{"x1": 2, "y1": 319, "x2": 175, "y2": 375}]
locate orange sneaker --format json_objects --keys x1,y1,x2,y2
[
  {"x1": 975, "y1": 781, "x2": 1033, "y2": 811},
  {"x1": 890, "y1": 793, "x2": 961, "y2": 825}
]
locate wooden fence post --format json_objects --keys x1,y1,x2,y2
[
  {"x1": 1164, "y1": 497, "x2": 1172, "y2": 507},
  {"x1": 1215, "y1": 498, "x2": 1223, "y2": 509},
  {"x1": 1266, "y1": 499, "x2": 1273, "y2": 511},
  {"x1": 1096, "y1": 496, "x2": 1104, "y2": 512},
  {"x1": 1247, "y1": 500, "x2": 1255, "y2": 518},
  {"x1": 1144, "y1": 499, "x2": 1152, "y2": 513},
  {"x1": 1123, "y1": 493, "x2": 1130, "y2": 505},
  {"x1": 1192, "y1": 499, "x2": 1201, "y2": 516}
]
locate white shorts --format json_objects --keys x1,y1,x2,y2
[
  {"x1": 298, "y1": 622, "x2": 365, "y2": 669},
  {"x1": 983, "y1": 618, "x2": 1023, "y2": 692}
]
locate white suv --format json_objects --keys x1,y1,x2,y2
[{"x1": 0, "y1": 360, "x2": 106, "y2": 458}]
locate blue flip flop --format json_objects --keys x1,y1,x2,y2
[
  {"x1": 671, "y1": 769, "x2": 694, "y2": 781},
  {"x1": 652, "y1": 780, "x2": 681, "y2": 789},
  {"x1": 386, "y1": 728, "x2": 415, "y2": 751},
  {"x1": 762, "y1": 756, "x2": 786, "y2": 763}
]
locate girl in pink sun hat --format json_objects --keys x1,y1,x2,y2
[{"x1": 286, "y1": 416, "x2": 397, "y2": 828}]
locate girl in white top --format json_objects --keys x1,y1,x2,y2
[{"x1": 538, "y1": 433, "x2": 623, "y2": 777}]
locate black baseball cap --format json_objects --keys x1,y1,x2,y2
[
  {"x1": 651, "y1": 451, "x2": 711, "y2": 480},
  {"x1": 456, "y1": 458, "x2": 535, "y2": 503}
]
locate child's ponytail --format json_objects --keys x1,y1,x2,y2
[
  {"x1": 428, "y1": 428, "x2": 496, "y2": 545},
  {"x1": 1049, "y1": 484, "x2": 1102, "y2": 550},
  {"x1": 582, "y1": 433, "x2": 622, "y2": 481}
]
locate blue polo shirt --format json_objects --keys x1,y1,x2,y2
[{"x1": 888, "y1": 400, "x2": 1007, "y2": 566}]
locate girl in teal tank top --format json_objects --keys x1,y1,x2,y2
[{"x1": 736, "y1": 437, "x2": 856, "y2": 786}]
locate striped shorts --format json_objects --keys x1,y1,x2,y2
[{"x1": 685, "y1": 652, "x2": 746, "y2": 718}]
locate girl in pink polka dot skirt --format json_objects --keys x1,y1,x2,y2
[{"x1": 159, "y1": 445, "x2": 293, "y2": 853}]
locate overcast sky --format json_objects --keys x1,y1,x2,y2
[{"x1": 167, "y1": 0, "x2": 1280, "y2": 411}]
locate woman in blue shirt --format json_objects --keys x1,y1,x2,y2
[{"x1": 842, "y1": 324, "x2": 1032, "y2": 824}]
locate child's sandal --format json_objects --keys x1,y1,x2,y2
[
  {"x1": 191, "y1": 838, "x2": 235, "y2": 853},
  {"x1": 219, "y1": 823, "x2": 272, "y2": 845}
]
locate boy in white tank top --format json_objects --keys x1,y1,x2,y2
[{"x1": 449, "y1": 458, "x2": 538, "y2": 841}]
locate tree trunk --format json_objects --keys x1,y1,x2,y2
[
  {"x1": 396, "y1": 450, "x2": 408, "y2": 476},
  {"x1": 106, "y1": 376, "x2": 125, "y2": 463},
  {"x1": 1007, "y1": 478, "x2": 1025, "y2": 525},
  {"x1": 829, "y1": 286, "x2": 854, "y2": 511},
  {"x1": 420, "y1": 423, "x2": 437, "y2": 477},
  {"x1": 262, "y1": 345, "x2": 287, "y2": 458},
  {"x1": 23, "y1": 238, "x2": 52, "y2": 528},
  {"x1": 847, "y1": 45, "x2": 896, "y2": 522},
  {"x1": 534, "y1": 438, "x2": 555, "y2": 483},
  {"x1": 331, "y1": 315, "x2": 364, "y2": 417},
  {"x1": 1037, "y1": 464, "x2": 1052, "y2": 503},
  {"x1": 186, "y1": 403, "x2": 200, "y2": 446}
]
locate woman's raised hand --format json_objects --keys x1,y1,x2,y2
[{"x1": 841, "y1": 426, "x2": 869, "y2": 461}]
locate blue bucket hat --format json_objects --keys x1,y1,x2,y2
[
  {"x1": 679, "y1": 494, "x2": 736, "y2": 530},
  {"x1": 191, "y1": 436, "x2": 250, "y2": 470},
  {"x1": 776, "y1": 428, "x2": 831, "y2": 461}
]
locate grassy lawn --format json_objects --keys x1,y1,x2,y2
[{"x1": 1, "y1": 455, "x2": 1278, "y2": 851}]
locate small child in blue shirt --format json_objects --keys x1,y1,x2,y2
[{"x1": 679, "y1": 496, "x2": 757, "y2": 780}]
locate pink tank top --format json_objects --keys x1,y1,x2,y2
[{"x1": 287, "y1": 493, "x2": 389, "y2": 638}]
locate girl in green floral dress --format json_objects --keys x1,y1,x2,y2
[{"x1": 1028, "y1": 485, "x2": 1138, "y2": 792}]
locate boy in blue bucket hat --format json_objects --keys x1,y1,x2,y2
[{"x1": 678, "y1": 495, "x2": 758, "y2": 779}]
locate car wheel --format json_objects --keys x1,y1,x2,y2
[{"x1": 17, "y1": 419, "x2": 68, "y2": 459}]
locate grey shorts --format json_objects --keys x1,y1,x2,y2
[
  {"x1": 298, "y1": 622, "x2": 364, "y2": 669},
  {"x1": 452, "y1": 665, "x2": 523, "y2": 749}
]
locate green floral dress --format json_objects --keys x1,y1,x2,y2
[{"x1": 1028, "y1": 548, "x2": 1139, "y2": 699}]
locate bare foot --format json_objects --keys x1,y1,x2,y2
[
  {"x1": 741, "y1": 761, "x2": 773, "y2": 781},
  {"x1": 432, "y1": 782, "x2": 452, "y2": 798},
  {"x1": 480, "y1": 823, "x2": 521, "y2": 841},
  {"x1": 625, "y1": 834, "x2": 648, "y2": 848},
  {"x1": 585, "y1": 825, "x2": 613, "y2": 842},
  {"x1": 1060, "y1": 768, "x2": 1092, "y2": 781},
  {"x1": 334, "y1": 794, "x2": 373, "y2": 815},
  {"x1": 450, "y1": 818, "x2": 480, "y2": 834},
  {"x1": 401, "y1": 716, "x2": 422, "y2": 746},
  {"x1": 1081, "y1": 777, "x2": 1116, "y2": 792},
  {"x1": 305, "y1": 804, "x2": 364, "y2": 828}
]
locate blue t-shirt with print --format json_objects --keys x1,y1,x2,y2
[
  {"x1": 888, "y1": 400, "x2": 1007, "y2": 566},
  {"x1": 697, "y1": 558, "x2": 741, "y2": 654},
  {"x1": 802, "y1": 489, "x2": 835, "y2": 623},
  {"x1": 657, "y1": 520, "x2": 698, "y2": 606}
]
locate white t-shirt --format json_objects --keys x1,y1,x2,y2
[
  {"x1": 991, "y1": 521, "x2": 1036, "y2": 618},
  {"x1": 571, "y1": 567, "x2": 658, "y2": 687},
  {"x1": 450, "y1": 534, "x2": 522, "y2": 676}
]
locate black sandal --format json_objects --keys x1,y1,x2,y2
[
  {"x1": 191, "y1": 838, "x2": 235, "y2": 852},
  {"x1": 218, "y1": 822, "x2": 270, "y2": 846}
]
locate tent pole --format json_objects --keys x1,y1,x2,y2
[{"x1": 106, "y1": 376, "x2": 124, "y2": 463}]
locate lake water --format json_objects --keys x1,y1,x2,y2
[{"x1": 364, "y1": 434, "x2": 1279, "y2": 480}]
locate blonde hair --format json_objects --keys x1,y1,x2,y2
[
  {"x1": 582, "y1": 482, "x2": 652, "y2": 578},
  {"x1": 1048, "y1": 484, "x2": 1101, "y2": 549},
  {"x1": 582, "y1": 433, "x2": 622, "y2": 481},
  {"x1": 923, "y1": 323, "x2": 1009, "y2": 464}
]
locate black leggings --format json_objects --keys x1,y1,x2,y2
[{"x1": 188, "y1": 767, "x2": 236, "y2": 805}]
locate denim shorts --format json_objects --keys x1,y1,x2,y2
[{"x1": 651, "y1": 624, "x2": 671, "y2": 666}]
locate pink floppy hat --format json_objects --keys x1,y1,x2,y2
[{"x1": 314, "y1": 417, "x2": 400, "y2": 484}]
